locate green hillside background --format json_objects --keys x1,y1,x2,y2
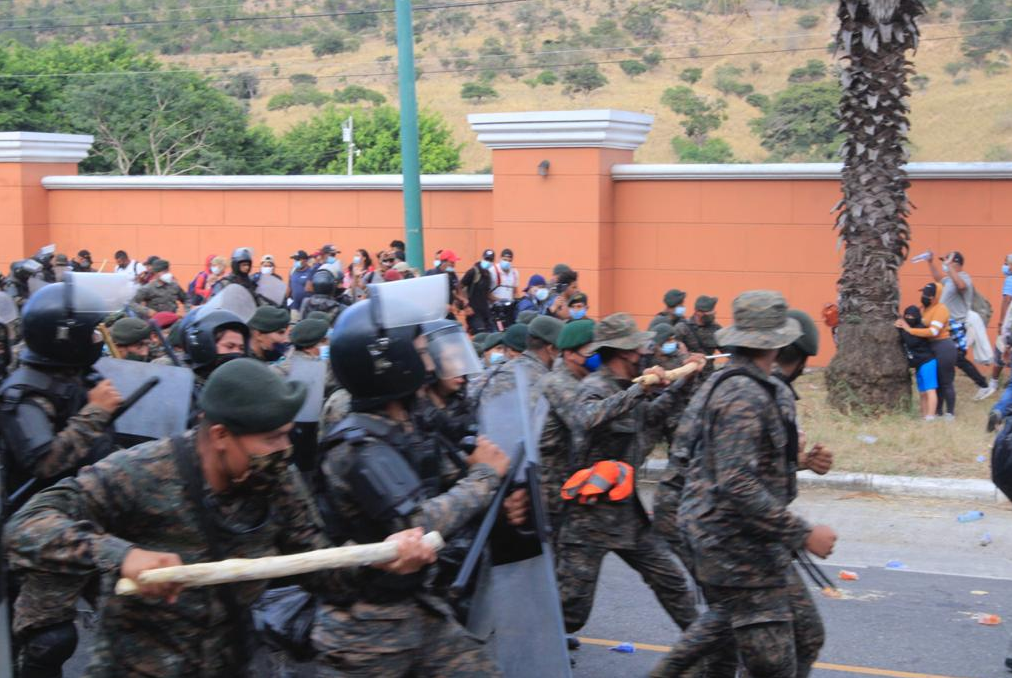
[{"x1": 5, "y1": 0, "x2": 1011, "y2": 172}]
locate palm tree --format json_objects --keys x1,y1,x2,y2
[{"x1": 826, "y1": 0, "x2": 926, "y2": 413}]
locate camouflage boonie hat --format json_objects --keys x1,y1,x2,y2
[
  {"x1": 715, "y1": 290, "x2": 802, "y2": 350},
  {"x1": 585, "y1": 313, "x2": 655, "y2": 352}
]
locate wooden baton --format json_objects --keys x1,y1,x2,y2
[
  {"x1": 114, "y1": 531, "x2": 445, "y2": 596},
  {"x1": 632, "y1": 362, "x2": 701, "y2": 386}
]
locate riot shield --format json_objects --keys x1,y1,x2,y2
[
  {"x1": 66, "y1": 272, "x2": 137, "y2": 313},
  {"x1": 368, "y1": 274, "x2": 448, "y2": 328},
  {"x1": 256, "y1": 275, "x2": 287, "y2": 307},
  {"x1": 285, "y1": 356, "x2": 327, "y2": 474},
  {"x1": 471, "y1": 367, "x2": 572, "y2": 678},
  {"x1": 0, "y1": 292, "x2": 17, "y2": 326},
  {"x1": 27, "y1": 275, "x2": 48, "y2": 295},
  {"x1": 201, "y1": 283, "x2": 257, "y2": 323},
  {"x1": 95, "y1": 357, "x2": 194, "y2": 440}
]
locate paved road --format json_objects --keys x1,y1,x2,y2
[{"x1": 62, "y1": 488, "x2": 1012, "y2": 677}]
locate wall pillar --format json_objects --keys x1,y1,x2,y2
[
  {"x1": 0, "y1": 132, "x2": 93, "y2": 271},
  {"x1": 468, "y1": 110, "x2": 653, "y2": 317}
]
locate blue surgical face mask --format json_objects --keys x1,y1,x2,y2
[
  {"x1": 353, "y1": 255, "x2": 362, "y2": 266},
  {"x1": 500, "y1": 261, "x2": 512, "y2": 272},
  {"x1": 480, "y1": 260, "x2": 492, "y2": 270},
  {"x1": 583, "y1": 353, "x2": 602, "y2": 373},
  {"x1": 675, "y1": 306, "x2": 686, "y2": 317},
  {"x1": 662, "y1": 341, "x2": 678, "y2": 355},
  {"x1": 320, "y1": 344, "x2": 330, "y2": 362},
  {"x1": 569, "y1": 308, "x2": 587, "y2": 320},
  {"x1": 489, "y1": 351, "x2": 506, "y2": 365},
  {"x1": 327, "y1": 256, "x2": 337, "y2": 265},
  {"x1": 445, "y1": 266, "x2": 455, "y2": 274},
  {"x1": 942, "y1": 264, "x2": 949, "y2": 273},
  {"x1": 534, "y1": 287, "x2": 549, "y2": 301},
  {"x1": 433, "y1": 259, "x2": 442, "y2": 269},
  {"x1": 1003, "y1": 264, "x2": 1010, "y2": 276}
]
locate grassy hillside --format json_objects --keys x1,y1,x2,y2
[{"x1": 11, "y1": 0, "x2": 1012, "y2": 171}]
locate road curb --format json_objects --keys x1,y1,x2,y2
[{"x1": 640, "y1": 459, "x2": 1002, "y2": 503}]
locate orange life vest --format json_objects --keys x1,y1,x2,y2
[{"x1": 561, "y1": 461, "x2": 635, "y2": 504}]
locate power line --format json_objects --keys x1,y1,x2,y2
[
  {"x1": 0, "y1": 0, "x2": 530, "y2": 32},
  {"x1": 0, "y1": 2, "x2": 257, "y2": 27}
]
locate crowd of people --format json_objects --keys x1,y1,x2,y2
[{"x1": 0, "y1": 238, "x2": 841, "y2": 678}]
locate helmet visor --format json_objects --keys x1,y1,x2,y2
[{"x1": 427, "y1": 327, "x2": 484, "y2": 379}]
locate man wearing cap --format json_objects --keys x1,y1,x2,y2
[
  {"x1": 650, "y1": 292, "x2": 837, "y2": 678},
  {"x1": 492, "y1": 248, "x2": 519, "y2": 305},
  {"x1": 52, "y1": 254, "x2": 71, "y2": 282},
  {"x1": 135, "y1": 259, "x2": 187, "y2": 314},
  {"x1": 138, "y1": 255, "x2": 160, "y2": 286},
  {"x1": 70, "y1": 250, "x2": 94, "y2": 273},
  {"x1": 672, "y1": 295, "x2": 723, "y2": 383},
  {"x1": 548, "y1": 269, "x2": 580, "y2": 320},
  {"x1": 567, "y1": 292, "x2": 589, "y2": 321},
  {"x1": 469, "y1": 324, "x2": 527, "y2": 403},
  {"x1": 5, "y1": 359, "x2": 435, "y2": 677},
  {"x1": 317, "y1": 245, "x2": 343, "y2": 279},
  {"x1": 425, "y1": 250, "x2": 462, "y2": 315},
  {"x1": 460, "y1": 249, "x2": 497, "y2": 334},
  {"x1": 516, "y1": 274, "x2": 552, "y2": 316},
  {"x1": 273, "y1": 317, "x2": 340, "y2": 399},
  {"x1": 656, "y1": 289, "x2": 688, "y2": 328},
  {"x1": 480, "y1": 332, "x2": 506, "y2": 367},
  {"x1": 247, "y1": 306, "x2": 291, "y2": 363},
  {"x1": 111, "y1": 317, "x2": 155, "y2": 362},
  {"x1": 288, "y1": 250, "x2": 314, "y2": 321},
  {"x1": 473, "y1": 315, "x2": 563, "y2": 406},
  {"x1": 555, "y1": 313, "x2": 703, "y2": 641},
  {"x1": 650, "y1": 322, "x2": 695, "y2": 447}
]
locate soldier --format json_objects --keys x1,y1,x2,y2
[
  {"x1": 312, "y1": 299, "x2": 521, "y2": 676},
  {"x1": 480, "y1": 332, "x2": 505, "y2": 368},
  {"x1": 650, "y1": 323, "x2": 694, "y2": 447},
  {"x1": 655, "y1": 289, "x2": 688, "y2": 327},
  {"x1": 554, "y1": 313, "x2": 703, "y2": 642},
  {"x1": 414, "y1": 320, "x2": 481, "y2": 446},
  {"x1": 212, "y1": 247, "x2": 258, "y2": 300},
  {"x1": 31, "y1": 246, "x2": 56, "y2": 283},
  {"x1": 5, "y1": 358, "x2": 436, "y2": 677},
  {"x1": 110, "y1": 317, "x2": 155, "y2": 362},
  {"x1": 651, "y1": 291, "x2": 837, "y2": 678},
  {"x1": 4, "y1": 260, "x2": 44, "y2": 309},
  {"x1": 273, "y1": 317, "x2": 339, "y2": 399},
  {"x1": 671, "y1": 295, "x2": 723, "y2": 383},
  {"x1": 246, "y1": 306, "x2": 290, "y2": 363},
  {"x1": 134, "y1": 259, "x2": 187, "y2": 314},
  {"x1": 300, "y1": 269, "x2": 348, "y2": 322},
  {"x1": 161, "y1": 309, "x2": 250, "y2": 397},
  {"x1": 0, "y1": 282, "x2": 124, "y2": 678},
  {"x1": 472, "y1": 315, "x2": 563, "y2": 406}
]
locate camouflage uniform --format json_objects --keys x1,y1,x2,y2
[
  {"x1": 312, "y1": 411, "x2": 503, "y2": 676},
  {"x1": 555, "y1": 363, "x2": 698, "y2": 634},
  {"x1": 535, "y1": 361, "x2": 583, "y2": 529},
  {"x1": 134, "y1": 279, "x2": 187, "y2": 314},
  {"x1": 318, "y1": 388, "x2": 352, "y2": 441},
  {"x1": 671, "y1": 318, "x2": 723, "y2": 382},
  {"x1": 4, "y1": 431, "x2": 354, "y2": 677},
  {"x1": 470, "y1": 349, "x2": 549, "y2": 407},
  {"x1": 299, "y1": 294, "x2": 346, "y2": 323},
  {"x1": 272, "y1": 348, "x2": 340, "y2": 400}
]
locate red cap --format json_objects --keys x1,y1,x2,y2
[
  {"x1": 383, "y1": 269, "x2": 404, "y2": 282},
  {"x1": 439, "y1": 249, "x2": 461, "y2": 263},
  {"x1": 152, "y1": 311, "x2": 180, "y2": 329}
]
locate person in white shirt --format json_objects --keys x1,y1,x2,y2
[
  {"x1": 113, "y1": 249, "x2": 142, "y2": 282},
  {"x1": 492, "y1": 248, "x2": 519, "y2": 304}
]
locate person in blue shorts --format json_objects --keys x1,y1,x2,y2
[{"x1": 900, "y1": 305, "x2": 938, "y2": 421}]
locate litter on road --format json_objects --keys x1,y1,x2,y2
[
  {"x1": 839, "y1": 570, "x2": 860, "y2": 581},
  {"x1": 885, "y1": 560, "x2": 908, "y2": 570},
  {"x1": 957, "y1": 511, "x2": 985, "y2": 523},
  {"x1": 976, "y1": 614, "x2": 1002, "y2": 626},
  {"x1": 609, "y1": 643, "x2": 636, "y2": 654}
]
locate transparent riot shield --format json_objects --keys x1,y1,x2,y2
[
  {"x1": 201, "y1": 283, "x2": 257, "y2": 323},
  {"x1": 95, "y1": 357, "x2": 194, "y2": 439},
  {"x1": 0, "y1": 292, "x2": 17, "y2": 326},
  {"x1": 256, "y1": 275, "x2": 287, "y2": 307},
  {"x1": 472, "y1": 367, "x2": 572, "y2": 678},
  {"x1": 368, "y1": 274, "x2": 448, "y2": 328},
  {"x1": 286, "y1": 357, "x2": 327, "y2": 423},
  {"x1": 26, "y1": 275, "x2": 48, "y2": 296},
  {"x1": 66, "y1": 272, "x2": 137, "y2": 314}
]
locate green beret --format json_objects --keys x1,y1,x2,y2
[
  {"x1": 652, "y1": 322, "x2": 676, "y2": 344},
  {"x1": 664, "y1": 289, "x2": 686, "y2": 308},
  {"x1": 556, "y1": 319, "x2": 595, "y2": 350},
  {"x1": 290, "y1": 318, "x2": 329, "y2": 348},
  {"x1": 472, "y1": 332, "x2": 490, "y2": 348},
  {"x1": 151, "y1": 259, "x2": 170, "y2": 273},
  {"x1": 787, "y1": 309, "x2": 819, "y2": 357},
  {"x1": 503, "y1": 324, "x2": 528, "y2": 352},
  {"x1": 552, "y1": 263, "x2": 573, "y2": 277},
  {"x1": 168, "y1": 319, "x2": 184, "y2": 348},
  {"x1": 568, "y1": 292, "x2": 588, "y2": 307},
  {"x1": 111, "y1": 317, "x2": 151, "y2": 345},
  {"x1": 648, "y1": 315, "x2": 672, "y2": 331},
  {"x1": 306, "y1": 311, "x2": 332, "y2": 323},
  {"x1": 695, "y1": 295, "x2": 718, "y2": 312},
  {"x1": 528, "y1": 315, "x2": 564, "y2": 346},
  {"x1": 199, "y1": 358, "x2": 307, "y2": 435},
  {"x1": 516, "y1": 310, "x2": 538, "y2": 325},
  {"x1": 248, "y1": 305, "x2": 290, "y2": 333},
  {"x1": 482, "y1": 332, "x2": 504, "y2": 353}
]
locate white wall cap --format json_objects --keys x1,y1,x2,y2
[
  {"x1": 468, "y1": 109, "x2": 654, "y2": 150},
  {"x1": 41, "y1": 174, "x2": 493, "y2": 191},
  {"x1": 0, "y1": 132, "x2": 94, "y2": 164},
  {"x1": 612, "y1": 162, "x2": 1012, "y2": 181}
]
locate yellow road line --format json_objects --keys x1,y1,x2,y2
[{"x1": 576, "y1": 637, "x2": 969, "y2": 678}]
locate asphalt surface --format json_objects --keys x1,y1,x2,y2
[{"x1": 61, "y1": 488, "x2": 1012, "y2": 677}]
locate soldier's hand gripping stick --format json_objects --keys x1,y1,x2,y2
[
  {"x1": 115, "y1": 531, "x2": 445, "y2": 596},
  {"x1": 633, "y1": 362, "x2": 701, "y2": 386}
]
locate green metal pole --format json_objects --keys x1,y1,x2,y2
[{"x1": 394, "y1": 0, "x2": 424, "y2": 271}]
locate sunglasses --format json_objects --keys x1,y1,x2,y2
[{"x1": 382, "y1": 259, "x2": 395, "y2": 264}]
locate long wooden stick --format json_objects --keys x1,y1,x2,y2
[
  {"x1": 633, "y1": 362, "x2": 700, "y2": 386},
  {"x1": 98, "y1": 324, "x2": 122, "y2": 360},
  {"x1": 115, "y1": 531, "x2": 444, "y2": 596}
]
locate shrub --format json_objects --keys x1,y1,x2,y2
[
  {"x1": 620, "y1": 60, "x2": 648, "y2": 77},
  {"x1": 797, "y1": 14, "x2": 820, "y2": 30},
  {"x1": 679, "y1": 67, "x2": 703, "y2": 84},
  {"x1": 460, "y1": 81, "x2": 499, "y2": 102}
]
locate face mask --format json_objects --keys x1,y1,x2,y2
[
  {"x1": 211, "y1": 265, "x2": 223, "y2": 275},
  {"x1": 583, "y1": 353, "x2": 602, "y2": 373},
  {"x1": 293, "y1": 261, "x2": 304, "y2": 270},
  {"x1": 1003, "y1": 265, "x2": 1011, "y2": 276},
  {"x1": 319, "y1": 344, "x2": 330, "y2": 362},
  {"x1": 500, "y1": 261, "x2": 512, "y2": 272},
  {"x1": 920, "y1": 295, "x2": 933, "y2": 307},
  {"x1": 433, "y1": 259, "x2": 442, "y2": 269},
  {"x1": 234, "y1": 446, "x2": 292, "y2": 494},
  {"x1": 263, "y1": 342, "x2": 290, "y2": 362},
  {"x1": 160, "y1": 273, "x2": 173, "y2": 284},
  {"x1": 214, "y1": 352, "x2": 246, "y2": 370},
  {"x1": 480, "y1": 260, "x2": 492, "y2": 270},
  {"x1": 569, "y1": 308, "x2": 587, "y2": 320},
  {"x1": 327, "y1": 256, "x2": 337, "y2": 265},
  {"x1": 942, "y1": 264, "x2": 949, "y2": 273},
  {"x1": 534, "y1": 288, "x2": 549, "y2": 301},
  {"x1": 675, "y1": 306, "x2": 686, "y2": 317},
  {"x1": 445, "y1": 266, "x2": 455, "y2": 274},
  {"x1": 261, "y1": 266, "x2": 274, "y2": 276},
  {"x1": 662, "y1": 341, "x2": 678, "y2": 355},
  {"x1": 353, "y1": 256, "x2": 363, "y2": 266},
  {"x1": 489, "y1": 351, "x2": 506, "y2": 365}
]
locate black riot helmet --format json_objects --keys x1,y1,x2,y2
[
  {"x1": 311, "y1": 269, "x2": 336, "y2": 297},
  {"x1": 329, "y1": 299, "x2": 426, "y2": 412},
  {"x1": 231, "y1": 247, "x2": 254, "y2": 276},
  {"x1": 19, "y1": 282, "x2": 105, "y2": 368},
  {"x1": 183, "y1": 308, "x2": 250, "y2": 371},
  {"x1": 11, "y1": 258, "x2": 43, "y2": 281},
  {"x1": 32, "y1": 246, "x2": 55, "y2": 267}
]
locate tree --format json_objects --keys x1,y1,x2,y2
[
  {"x1": 679, "y1": 67, "x2": 703, "y2": 84},
  {"x1": 333, "y1": 85, "x2": 387, "y2": 105},
  {"x1": 620, "y1": 60, "x2": 648, "y2": 77},
  {"x1": 749, "y1": 81, "x2": 842, "y2": 161},
  {"x1": 623, "y1": 2, "x2": 664, "y2": 41},
  {"x1": 671, "y1": 136, "x2": 735, "y2": 163},
  {"x1": 220, "y1": 72, "x2": 260, "y2": 100},
  {"x1": 661, "y1": 86, "x2": 727, "y2": 142},
  {"x1": 745, "y1": 92, "x2": 771, "y2": 111},
  {"x1": 788, "y1": 59, "x2": 828, "y2": 82},
  {"x1": 460, "y1": 81, "x2": 499, "y2": 102},
  {"x1": 278, "y1": 105, "x2": 461, "y2": 175},
  {"x1": 562, "y1": 64, "x2": 608, "y2": 95},
  {"x1": 312, "y1": 32, "x2": 357, "y2": 57},
  {"x1": 825, "y1": 0, "x2": 926, "y2": 414},
  {"x1": 715, "y1": 76, "x2": 754, "y2": 97},
  {"x1": 961, "y1": 0, "x2": 1012, "y2": 62},
  {"x1": 797, "y1": 14, "x2": 821, "y2": 29}
]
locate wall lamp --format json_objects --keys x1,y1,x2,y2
[{"x1": 537, "y1": 160, "x2": 550, "y2": 177}]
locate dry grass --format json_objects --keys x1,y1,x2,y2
[
  {"x1": 158, "y1": 2, "x2": 1012, "y2": 171},
  {"x1": 797, "y1": 369, "x2": 997, "y2": 480}
]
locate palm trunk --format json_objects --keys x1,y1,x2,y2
[{"x1": 826, "y1": 0, "x2": 926, "y2": 413}]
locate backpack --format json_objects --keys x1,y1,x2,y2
[
  {"x1": 991, "y1": 421, "x2": 1012, "y2": 503},
  {"x1": 972, "y1": 291, "x2": 993, "y2": 327},
  {"x1": 187, "y1": 271, "x2": 208, "y2": 305}
]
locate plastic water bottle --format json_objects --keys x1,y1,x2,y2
[
  {"x1": 958, "y1": 511, "x2": 985, "y2": 523},
  {"x1": 609, "y1": 643, "x2": 635, "y2": 654},
  {"x1": 910, "y1": 251, "x2": 933, "y2": 263}
]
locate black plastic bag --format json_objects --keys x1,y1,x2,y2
[
  {"x1": 251, "y1": 586, "x2": 318, "y2": 662},
  {"x1": 992, "y1": 420, "x2": 1012, "y2": 503}
]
